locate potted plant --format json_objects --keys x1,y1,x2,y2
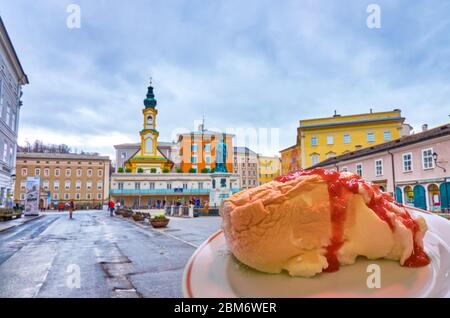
[
  {"x1": 132, "y1": 213, "x2": 144, "y2": 222},
  {"x1": 150, "y1": 214, "x2": 170, "y2": 228},
  {"x1": 122, "y1": 209, "x2": 133, "y2": 218}
]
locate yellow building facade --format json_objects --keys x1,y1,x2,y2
[
  {"x1": 298, "y1": 110, "x2": 405, "y2": 168},
  {"x1": 126, "y1": 82, "x2": 173, "y2": 173},
  {"x1": 257, "y1": 155, "x2": 281, "y2": 185}
]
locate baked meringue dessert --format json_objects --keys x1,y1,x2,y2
[{"x1": 221, "y1": 168, "x2": 430, "y2": 277}]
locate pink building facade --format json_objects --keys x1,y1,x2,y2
[{"x1": 315, "y1": 124, "x2": 450, "y2": 212}]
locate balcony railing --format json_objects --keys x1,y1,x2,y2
[
  {"x1": 110, "y1": 189, "x2": 210, "y2": 195},
  {"x1": 110, "y1": 188, "x2": 241, "y2": 196}
]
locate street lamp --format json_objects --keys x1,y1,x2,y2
[{"x1": 432, "y1": 152, "x2": 447, "y2": 173}]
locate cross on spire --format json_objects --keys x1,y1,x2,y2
[{"x1": 149, "y1": 76, "x2": 153, "y2": 86}]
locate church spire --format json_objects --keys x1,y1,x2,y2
[{"x1": 143, "y1": 76, "x2": 157, "y2": 109}]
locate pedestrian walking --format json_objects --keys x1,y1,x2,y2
[
  {"x1": 69, "y1": 200, "x2": 75, "y2": 219},
  {"x1": 108, "y1": 199, "x2": 115, "y2": 216}
]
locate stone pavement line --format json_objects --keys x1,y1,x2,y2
[
  {"x1": 0, "y1": 215, "x2": 45, "y2": 233},
  {"x1": 114, "y1": 216, "x2": 200, "y2": 248}
]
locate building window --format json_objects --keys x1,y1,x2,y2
[
  {"x1": 311, "y1": 137, "x2": 317, "y2": 146},
  {"x1": 43, "y1": 180, "x2": 49, "y2": 190},
  {"x1": 66, "y1": 169, "x2": 71, "y2": 177},
  {"x1": 205, "y1": 156, "x2": 211, "y2": 164},
  {"x1": 22, "y1": 168, "x2": 27, "y2": 176},
  {"x1": 54, "y1": 181, "x2": 60, "y2": 190},
  {"x1": 65, "y1": 180, "x2": 70, "y2": 190},
  {"x1": 367, "y1": 132, "x2": 375, "y2": 142},
  {"x1": 86, "y1": 193, "x2": 92, "y2": 200},
  {"x1": 327, "y1": 135, "x2": 334, "y2": 145},
  {"x1": 98, "y1": 169, "x2": 103, "y2": 177},
  {"x1": 167, "y1": 183, "x2": 172, "y2": 190},
  {"x1": 402, "y1": 153, "x2": 413, "y2": 172},
  {"x1": 44, "y1": 168, "x2": 49, "y2": 177},
  {"x1": 183, "y1": 183, "x2": 188, "y2": 190},
  {"x1": 20, "y1": 181, "x2": 26, "y2": 189},
  {"x1": 86, "y1": 181, "x2": 92, "y2": 190},
  {"x1": 341, "y1": 167, "x2": 348, "y2": 172},
  {"x1": 383, "y1": 131, "x2": 392, "y2": 141},
  {"x1": 35, "y1": 168, "x2": 41, "y2": 176},
  {"x1": 64, "y1": 193, "x2": 70, "y2": 200},
  {"x1": 356, "y1": 163, "x2": 363, "y2": 177},
  {"x1": 53, "y1": 193, "x2": 58, "y2": 200},
  {"x1": 343, "y1": 134, "x2": 351, "y2": 144},
  {"x1": 148, "y1": 182, "x2": 155, "y2": 190},
  {"x1": 221, "y1": 178, "x2": 226, "y2": 188},
  {"x1": 97, "y1": 182, "x2": 103, "y2": 190},
  {"x1": 191, "y1": 144, "x2": 198, "y2": 152},
  {"x1": 199, "y1": 182, "x2": 204, "y2": 190},
  {"x1": 311, "y1": 154, "x2": 319, "y2": 166},
  {"x1": 97, "y1": 193, "x2": 102, "y2": 200},
  {"x1": 76, "y1": 169, "x2": 82, "y2": 177},
  {"x1": 204, "y1": 144, "x2": 211, "y2": 152},
  {"x1": 118, "y1": 182, "x2": 124, "y2": 190},
  {"x1": 375, "y1": 159, "x2": 383, "y2": 176},
  {"x1": 55, "y1": 169, "x2": 60, "y2": 176},
  {"x1": 422, "y1": 148, "x2": 434, "y2": 169},
  {"x1": 120, "y1": 152, "x2": 127, "y2": 159},
  {"x1": 135, "y1": 182, "x2": 140, "y2": 190},
  {"x1": 191, "y1": 156, "x2": 197, "y2": 164},
  {"x1": 76, "y1": 193, "x2": 81, "y2": 200},
  {"x1": 20, "y1": 193, "x2": 25, "y2": 200},
  {"x1": 76, "y1": 180, "x2": 81, "y2": 190},
  {"x1": 87, "y1": 169, "x2": 93, "y2": 177}
]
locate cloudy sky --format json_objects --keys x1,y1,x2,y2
[{"x1": 1, "y1": 0, "x2": 450, "y2": 160}]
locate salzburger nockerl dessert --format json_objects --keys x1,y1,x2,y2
[{"x1": 220, "y1": 168, "x2": 430, "y2": 277}]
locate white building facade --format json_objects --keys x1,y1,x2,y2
[
  {"x1": 110, "y1": 172, "x2": 240, "y2": 209},
  {"x1": 0, "y1": 17, "x2": 28, "y2": 206}
]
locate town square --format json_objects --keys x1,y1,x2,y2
[{"x1": 0, "y1": 0, "x2": 449, "y2": 302}]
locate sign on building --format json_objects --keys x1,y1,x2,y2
[{"x1": 24, "y1": 177, "x2": 40, "y2": 216}]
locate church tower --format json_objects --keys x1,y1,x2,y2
[
  {"x1": 125, "y1": 79, "x2": 173, "y2": 173},
  {"x1": 140, "y1": 79, "x2": 159, "y2": 156}
]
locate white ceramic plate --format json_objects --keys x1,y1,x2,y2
[{"x1": 183, "y1": 208, "x2": 450, "y2": 298}]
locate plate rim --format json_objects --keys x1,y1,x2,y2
[{"x1": 183, "y1": 209, "x2": 450, "y2": 298}]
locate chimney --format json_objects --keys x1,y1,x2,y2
[{"x1": 422, "y1": 124, "x2": 428, "y2": 132}]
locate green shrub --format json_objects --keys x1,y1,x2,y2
[
  {"x1": 117, "y1": 167, "x2": 124, "y2": 173},
  {"x1": 201, "y1": 168, "x2": 210, "y2": 173},
  {"x1": 162, "y1": 168, "x2": 170, "y2": 173},
  {"x1": 137, "y1": 168, "x2": 144, "y2": 173},
  {"x1": 188, "y1": 168, "x2": 197, "y2": 173},
  {"x1": 150, "y1": 168, "x2": 157, "y2": 173},
  {"x1": 176, "y1": 168, "x2": 183, "y2": 173},
  {"x1": 125, "y1": 168, "x2": 132, "y2": 173}
]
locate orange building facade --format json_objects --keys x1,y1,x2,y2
[
  {"x1": 280, "y1": 144, "x2": 301, "y2": 174},
  {"x1": 178, "y1": 127, "x2": 234, "y2": 173}
]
